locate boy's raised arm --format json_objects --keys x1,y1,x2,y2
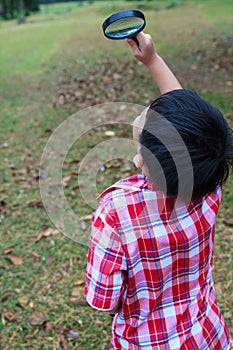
[{"x1": 127, "y1": 32, "x2": 182, "y2": 94}]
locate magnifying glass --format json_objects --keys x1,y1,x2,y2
[{"x1": 102, "y1": 10, "x2": 146, "y2": 47}]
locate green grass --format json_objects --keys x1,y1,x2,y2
[
  {"x1": 39, "y1": 1, "x2": 85, "y2": 15},
  {"x1": 0, "y1": 1, "x2": 233, "y2": 349}
]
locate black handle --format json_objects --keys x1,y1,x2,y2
[{"x1": 132, "y1": 36, "x2": 141, "y2": 51}]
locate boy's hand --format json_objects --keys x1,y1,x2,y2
[
  {"x1": 127, "y1": 31, "x2": 182, "y2": 94},
  {"x1": 126, "y1": 32, "x2": 157, "y2": 67}
]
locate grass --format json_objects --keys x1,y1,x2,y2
[{"x1": 0, "y1": 1, "x2": 232, "y2": 349}]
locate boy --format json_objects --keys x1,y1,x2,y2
[{"x1": 85, "y1": 32, "x2": 232, "y2": 349}]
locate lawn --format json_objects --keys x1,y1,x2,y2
[{"x1": 0, "y1": 1, "x2": 232, "y2": 349}]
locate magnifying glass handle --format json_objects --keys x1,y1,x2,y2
[{"x1": 132, "y1": 36, "x2": 141, "y2": 50}]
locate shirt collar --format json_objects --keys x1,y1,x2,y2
[{"x1": 97, "y1": 174, "x2": 157, "y2": 199}]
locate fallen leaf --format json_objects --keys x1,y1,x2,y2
[
  {"x1": 71, "y1": 287, "x2": 82, "y2": 297},
  {"x1": 31, "y1": 251, "x2": 41, "y2": 260},
  {"x1": 47, "y1": 255, "x2": 55, "y2": 263},
  {"x1": 105, "y1": 130, "x2": 115, "y2": 136},
  {"x1": 223, "y1": 311, "x2": 232, "y2": 318},
  {"x1": 6, "y1": 254, "x2": 23, "y2": 266},
  {"x1": 1, "y1": 142, "x2": 8, "y2": 148},
  {"x1": 26, "y1": 200, "x2": 43, "y2": 208},
  {"x1": 2, "y1": 245, "x2": 14, "y2": 255},
  {"x1": 113, "y1": 73, "x2": 121, "y2": 80},
  {"x1": 44, "y1": 321, "x2": 55, "y2": 333},
  {"x1": 106, "y1": 159, "x2": 122, "y2": 169},
  {"x1": 80, "y1": 214, "x2": 93, "y2": 221},
  {"x1": 20, "y1": 184, "x2": 31, "y2": 190},
  {"x1": 0, "y1": 334, "x2": 6, "y2": 344},
  {"x1": 103, "y1": 343, "x2": 112, "y2": 350},
  {"x1": 70, "y1": 191, "x2": 76, "y2": 199},
  {"x1": 35, "y1": 228, "x2": 60, "y2": 242},
  {"x1": 61, "y1": 175, "x2": 71, "y2": 187},
  {"x1": 66, "y1": 329, "x2": 80, "y2": 339},
  {"x1": 18, "y1": 295, "x2": 29, "y2": 308},
  {"x1": 14, "y1": 288, "x2": 21, "y2": 294},
  {"x1": 73, "y1": 279, "x2": 85, "y2": 286},
  {"x1": 70, "y1": 298, "x2": 87, "y2": 306},
  {"x1": 29, "y1": 301, "x2": 34, "y2": 308},
  {"x1": 29, "y1": 311, "x2": 48, "y2": 326},
  {"x1": 18, "y1": 168, "x2": 28, "y2": 175},
  {"x1": 223, "y1": 218, "x2": 233, "y2": 226},
  {"x1": 4, "y1": 311, "x2": 18, "y2": 323},
  {"x1": 81, "y1": 221, "x2": 87, "y2": 231},
  {"x1": 69, "y1": 159, "x2": 80, "y2": 165},
  {"x1": 59, "y1": 333, "x2": 68, "y2": 350},
  {"x1": 0, "y1": 195, "x2": 7, "y2": 206},
  {"x1": 1, "y1": 291, "x2": 15, "y2": 302}
]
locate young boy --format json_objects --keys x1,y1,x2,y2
[{"x1": 85, "y1": 32, "x2": 232, "y2": 349}]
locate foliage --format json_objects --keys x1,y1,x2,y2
[
  {"x1": 0, "y1": 0, "x2": 39, "y2": 20},
  {"x1": 0, "y1": 1, "x2": 232, "y2": 349}
]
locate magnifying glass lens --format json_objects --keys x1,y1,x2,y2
[
  {"x1": 105, "y1": 17, "x2": 144, "y2": 39},
  {"x1": 103, "y1": 10, "x2": 146, "y2": 41}
]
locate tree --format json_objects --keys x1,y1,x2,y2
[{"x1": 0, "y1": 0, "x2": 40, "y2": 20}]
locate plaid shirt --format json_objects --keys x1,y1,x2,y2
[{"x1": 85, "y1": 175, "x2": 230, "y2": 349}]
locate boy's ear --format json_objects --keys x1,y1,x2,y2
[{"x1": 133, "y1": 154, "x2": 144, "y2": 169}]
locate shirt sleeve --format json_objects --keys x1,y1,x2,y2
[{"x1": 85, "y1": 197, "x2": 127, "y2": 311}]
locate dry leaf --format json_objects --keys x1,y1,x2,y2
[
  {"x1": 1, "y1": 291, "x2": 15, "y2": 302},
  {"x1": 71, "y1": 287, "x2": 82, "y2": 297},
  {"x1": 31, "y1": 251, "x2": 41, "y2": 260},
  {"x1": 70, "y1": 298, "x2": 87, "y2": 306},
  {"x1": 18, "y1": 168, "x2": 27, "y2": 175},
  {"x1": 61, "y1": 175, "x2": 71, "y2": 187},
  {"x1": 81, "y1": 221, "x2": 87, "y2": 231},
  {"x1": 59, "y1": 333, "x2": 68, "y2": 350},
  {"x1": 47, "y1": 255, "x2": 55, "y2": 263},
  {"x1": 0, "y1": 334, "x2": 6, "y2": 344},
  {"x1": 29, "y1": 311, "x2": 48, "y2": 326},
  {"x1": 20, "y1": 184, "x2": 31, "y2": 190},
  {"x1": 66, "y1": 329, "x2": 80, "y2": 339},
  {"x1": 103, "y1": 343, "x2": 112, "y2": 350},
  {"x1": 73, "y1": 279, "x2": 85, "y2": 286},
  {"x1": 4, "y1": 311, "x2": 18, "y2": 323},
  {"x1": 35, "y1": 228, "x2": 60, "y2": 242},
  {"x1": 2, "y1": 246, "x2": 14, "y2": 255},
  {"x1": 80, "y1": 214, "x2": 92, "y2": 221},
  {"x1": 223, "y1": 218, "x2": 233, "y2": 227},
  {"x1": 105, "y1": 130, "x2": 115, "y2": 136},
  {"x1": 70, "y1": 191, "x2": 76, "y2": 199},
  {"x1": 26, "y1": 200, "x2": 43, "y2": 208},
  {"x1": 44, "y1": 321, "x2": 55, "y2": 333},
  {"x1": 18, "y1": 296, "x2": 29, "y2": 308},
  {"x1": 1, "y1": 142, "x2": 8, "y2": 148},
  {"x1": 0, "y1": 195, "x2": 7, "y2": 206},
  {"x1": 6, "y1": 254, "x2": 23, "y2": 265},
  {"x1": 29, "y1": 301, "x2": 34, "y2": 308}
]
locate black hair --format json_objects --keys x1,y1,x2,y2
[{"x1": 140, "y1": 89, "x2": 233, "y2": 200}]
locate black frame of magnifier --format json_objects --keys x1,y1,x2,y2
[{"x1": 102, "y1": 9, "x2": 146, "y2": 40}]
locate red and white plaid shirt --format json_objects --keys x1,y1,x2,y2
[{"x1": 85, "y1": 175, "x2": 230, "y2": 349}]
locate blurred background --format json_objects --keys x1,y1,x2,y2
[{"x1": 0, "y1": 0, "x2": 232, "y2": 349}]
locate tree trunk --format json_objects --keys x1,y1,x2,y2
[
  {"x1": 18, "y1": 0, "x2": 25, "y2": 23},
  {"x1": 0, "y1": 0, "x2": 8, "y2": 19}
]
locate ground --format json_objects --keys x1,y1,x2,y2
[{"x1": 0, "y1": 1, "x2": 232, "y2": 349}]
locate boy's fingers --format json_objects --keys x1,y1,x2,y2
[
  {"x1": 126, "y1": 38, "x2": 137, "y2": 48},
  {"x1": 126, "y1": 38, "x2": 141, "y2": 56}
]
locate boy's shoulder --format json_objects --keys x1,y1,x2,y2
[
  {"x1": 98, "y1": 174, "x2": 155, "y2": 201},
  {"x1": 96, "y1": 174, "x2": 222, "y2": 223}
]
